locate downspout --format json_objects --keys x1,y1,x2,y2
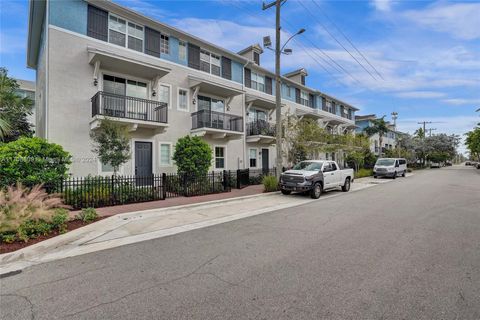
[
  {"x1": 241, "y1": 60, "x2": 251, "y2": 170},
  {"x1": 45, "y1": 0, "x2": 50, "y2": 140}
]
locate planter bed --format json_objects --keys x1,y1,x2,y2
[{"x1": 0, "y1": 217, "x2": 104, "y2": 254}]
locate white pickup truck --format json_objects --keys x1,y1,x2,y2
[{"x1": 279, "y1": 160, "x2": 354, "y2": 199}]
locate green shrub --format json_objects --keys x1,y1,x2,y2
[
  {"x1": 262, "y1": 175, "x2": 278, "y2": 192},
  {"x1": 173, "y1": 136, "x2": 212, "y2": 176},
  {"x1": 77, "y1": 208, "x2": 98, "y2": 223},
  {"x1": 0, "y1": 137, "x2": 71, "y2": 188},
  {"x1": 355, "y1": 168, "x2": 373, "y2": 179},
  {"x1": 17, "y1": 219, "x2": 52, "y2": 242},
  {"x1": 1, "y1": 234, "x2": 16, "y2": 244},
  {"x1": 52, "y1": 208, "x2": 69, "y2": 233}
]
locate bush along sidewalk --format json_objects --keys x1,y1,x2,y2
[
  {"x1": 262, "y1": 175, "x2": 279, "y2": 192},
  {"x1": 0, "y1": 184, "x2": 101, "y2": 253}
]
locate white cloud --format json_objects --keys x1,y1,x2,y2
[
  {"x1": 395, "y1": 91, "x2": 446, "y2": 99},
  {"x1": 404, "y1": 2, "x2": 480, "y2": 40},
  {"x1": 371, "y1": 0, "x2": 393, "y2": 12},
  {"x1": 442, "y1": 98, "x2": 480, "y2": 106}
]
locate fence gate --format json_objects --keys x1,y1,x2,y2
[{"x1": 236, "y1": 169, "x2": 249, "y2": 189}]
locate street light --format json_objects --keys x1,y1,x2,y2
[{"x1": 262, "y1": 14, "x2": 305, "y2": 177}]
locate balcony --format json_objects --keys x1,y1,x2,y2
[
  {"x1": 90, "y1": 92, "x2": 168, "y2": 131},
  {"x1": 246, "y1": 120, "x2": 276, "y2": 144},
  {"x1": 191, "y1": 109, "x2": 243, "y2": 139}
]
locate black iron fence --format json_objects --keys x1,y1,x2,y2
[
  {"x1": 191, "y1": 109, "x2": 243, "y2": 132},
  {"x1": 246, "y1": 120, "x2": 276, "y2": 137},
  {"x1": 45, "y1": 168, "x2": 276, "y2": 210},
  {"x1": 48, "y1": 172, "x2": 231, "y2": 210},
  {"x1": 91, "y1": 91, "x2": 168, "y2": 123}
]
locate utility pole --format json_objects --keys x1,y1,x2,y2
[
  {"x1": 428, "y1": 128, "x2": 437, "y2": 137},
  {"x1": 263, "y1": 0, "x2": 284, "y2": 178},
  {"x1": 417, "y1": 121, "x2": 432, "y2": 138},
  {"x1": 417, "y1": 121, "x2": 432, "y2": 166}
]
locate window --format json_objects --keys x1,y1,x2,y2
[
  {"x1": 215, "y1": 147, "x2": 225, "y2": 169},
  {"x1": 253, "y1": 51, "x2": 260, "y2": 65},
  {"x1": 178, "y1": 89, "x2": 188, "y2": 111},
  {"x1": 300, "y1": 91, "x2": 309, "y2": 106},
  {"x1": 199, "y1": 50, "x2": 221, "y2": 76},
  {"x1": 178, "y1": 40, "x2": 187, "y2": 60},
  {"x1": 109, "y1": 15, "x2": 126, "y2": 47},
  {"x1": 249, "y1": 149, "x2": 257, "y2": 168},
  {"x1": 160, "y1": 143, "x2": 171, "y2": 166},
  {"x1": 160, "y1": 34, "x2": 169, "y2": 54},
  {"x1": 198, "y1": 95, "x2": 224, "y2": 112},
  {"x1": 101, "y1": 161, "x2": 114, "y2": 172},
  {"x1": 248, "y1": 108, "x2": 267, "y2": 122},
  {"x1": 127, "y1": 22, "x2": 143, "y2": 52},
  {"x1": 211, "y1": 54, "x2": 221, "y2": 76},
  {"x1": 251, "y1": 72, "x2": 265, "y2": 92},
  {"x1": 158, "y1": 84, "x2": 170, "y2": 108},
  {"x1": 200, "y1": 50, "x2": 211, "y2": 73},
  {"x1": 286, "y1": 86, "x2": 293, "y2": 98}
]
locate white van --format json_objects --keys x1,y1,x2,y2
[{"x1": 373, "y1": 158, "x2": 407, "y2": 179}]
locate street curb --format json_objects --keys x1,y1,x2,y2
[{"x1": 0, "y1": 192, "x2": 280, "y2": 268}]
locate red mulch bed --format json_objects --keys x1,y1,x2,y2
[{"x1": 0, "y1": 217, "x2": 105, "y2": 255}]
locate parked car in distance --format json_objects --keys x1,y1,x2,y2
[
  {"x1": 280, "y1": 160, "x2": 354, "y2": 199},
  {"x1": 430, "y1": 162, "x2": 441, "y2": 168},
  {"x1": 373, "y1": 158, "x2": 407, "y2": 179},
  {"x1": 445, "y1": 161, "x2": 452, "y2": 166},
  {"x1": 465, "y1": 161, "x2": 472, "y2": 166}
]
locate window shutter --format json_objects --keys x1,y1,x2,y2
[
  {"x1": 145, "y1": 27, "x2": 161, "y2": 58},
  {"x1": 87, "y1": 5, "x2": 108, "y2": 42},
  {"x1": 301, "y1": 75, "x2": 306, "y2": 86},
  {"x1": 253, "y1": 52, "x2": 260, "y2": 65},
  {"x1": 188, "y1": 43, "x2": 200, "y2": 70},
  {"x1": 221, "y1": 57, "x2": 232, "y2": 80},
  {"x1": 309, "y1": 94, "x2": 315, "y2": 108},
  {"x1": 265, "y1": 76, "x2": 273, "y2": 95},
  {"x1": 244, "y1": 68, "x2": 251, "y2": 88},
  {"x1": 295, "y1": 88, "x2": 301, "y2": 104}
]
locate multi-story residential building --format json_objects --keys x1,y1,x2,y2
[
  {"x1": 355, "y1": 114, "x2": 399, "y2": 155},
  {"x1": 27, "y1": 0, "x2": 358, "y2": 176},
  {"x1": 14, "y1": 79, "x2": 36, "y2": 128}
]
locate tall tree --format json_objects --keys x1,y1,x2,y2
[
  {"x1": 0, "y1": 68, "x2": 34, "y2": 142},
  {"x1": 363, "y1": 116, "x2": 389, "y2": 156},
  {"x1": 90, "y1": 118, "x2": 131, "y2": 176},
  {"x1": 465, "y1": 127, "x2": 480, "y2": 161}
]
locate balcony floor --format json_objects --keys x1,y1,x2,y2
[
  {"x1": 90, "y1": 115, "x2": 169, "y2": 132},
  {"x1": 191, "y1": 127, "x2": 244, "y2": 140}
]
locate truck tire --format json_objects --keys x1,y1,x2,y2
[
  {"x1": 281, "y1": 189, "x2": 291, "y2": 195},
  {"x1": 402, "y1": 170, "x2": 406, "y2": 177},
  {"x1": 392, "y1": 172, "x2": 397, "y2": 179},
  {"x1": 310, "y1": 182, "x2": 322, "y2": 199},
  {"x1": 342, "y1": 178, "x2": 351, "y2": 192}
]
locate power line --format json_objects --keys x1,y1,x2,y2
[
  {"x1": 229, "y1": 0, "x2": 356, "y2": 87},
  {"x1": 297, "y1": 0, "x2": 378, "y2": 82},
  {"x1": 311, "y1": 0, "x2": 384, "y2": 80}
]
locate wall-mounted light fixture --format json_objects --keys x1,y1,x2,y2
[{"x1": 93, "y1": 79, "x2": 98, "y2": 86}]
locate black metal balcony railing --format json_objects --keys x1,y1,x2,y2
[
  {"x1": 91, "y1": 91, "x2": 168, "y2": 123},
  {"x1": 247, "y1": 120, "x2": 276, "y2": 137},
  {"x1": 191, "y1": 109, "x2": 243, "y2": 132}
]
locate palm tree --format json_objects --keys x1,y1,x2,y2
[
  {"x1": 0, "y1": 117, "x2": 11, "y2": 140},
  {"x1": 363, "y1": 116, "x2": 389, "y2": 156}
]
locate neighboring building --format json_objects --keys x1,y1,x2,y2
[
  {"x1": 355, "y1": 114, "x2": 400, "y2": 155},
  {"x1": 14, "y1": 79, "x2": 36, "y2": 129},
  {"x1": 27, "y1": 0, "x2": 358, "y2": 176}
]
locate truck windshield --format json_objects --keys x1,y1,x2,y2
[
  {"x1": 292, "y1": 161, "x2": 323, "y2": 171},
  {"x1": 376, "y1": 159, "x2": 395, "y2": 166}
]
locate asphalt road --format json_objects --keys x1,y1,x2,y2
[{"x1": 1, "y1": 166, "x2": 480, "y2": 320}]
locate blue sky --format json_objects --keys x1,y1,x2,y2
[{"x1": 1, "y1": 0, "x2": 479, "y2": 152}]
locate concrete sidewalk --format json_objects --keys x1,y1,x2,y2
[{"x1": 0, "y1": 174, "x2": 411, "y2": 275}]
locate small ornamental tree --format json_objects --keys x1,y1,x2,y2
[
  {"x1": 90, "y1": 118, "x2": 131, "y2": 176},
  {"x1": 173, "y1": 136, "x2": 212, "y2": 176},
  {"x1": 0, "y1": 137, "x2": 71, "y2": 188},
  {"x1": 0, "y1": 68, "x2": 34, "y2": 142}
]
